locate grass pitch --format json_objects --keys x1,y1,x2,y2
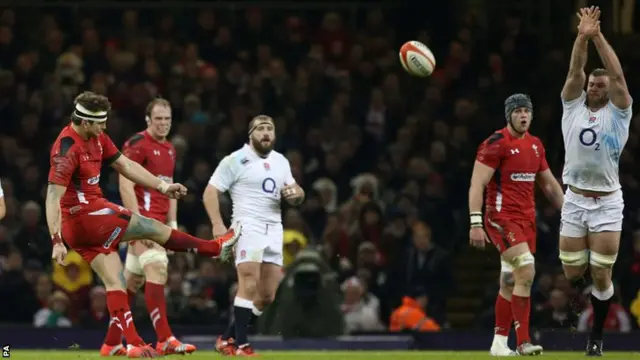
[{"x1": 5, "y1": 350, "x2": 640, "y2": 359}]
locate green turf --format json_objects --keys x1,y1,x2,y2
[{"x1": 5, "y1": 350, "x2": 640, "y2": 359}]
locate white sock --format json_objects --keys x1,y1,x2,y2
[{"x1": 591, "y1": 283, "x2": 614, "y2": 301}]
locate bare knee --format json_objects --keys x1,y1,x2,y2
[
  {"x1": 125, "y1": 271, "x2": 145, "y2": 293},
  {"x1": 237, "y1": 266, "x2": 260, "y2": 299},
  {"x1": 562, "y1": 264, "x2": 588, "y2": 281},
  {"x1": 513, "y1": 264, "x2": 535, "y2": 289},
  {"x1": 499, "y1": 272, "x2": 514, "y2": 300},
  {"x1": 144, "y1": 261, "x2": 168, "y2": 284},
  {"x1": 256, "y1": 292, "x2": 275, "y2": 310},
  {"x1": 123, "y1": 213, "x2": 170, "y2": 243},
  {"x1": 91, "y1": 253, "x2": 126, "y2": 292}
]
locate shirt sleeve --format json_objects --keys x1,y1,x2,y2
[
  {"x1": 475, "y1": 140, "x2": 503, "y2": 169},
  {"x1": 0, "y1": 179, "x2": 3, "y2": 198},
  {"x1": 561, "y1": 90, "x2": 587, "y2": 111},
  {"x1": 609, "y1": 97, "x2": 633, "y2": 132},
  {"x1": 101, "y1": 134, "x2": 122, "y2": 166},
  {"x1": 122, "y1": 136, "x2": 146, "y2": 165},
  {"x1": 209, "y1": 156, "x2": 236, "y2": 192},
  {"x1": 48, "y1": 143, "x2": 79, "y2": 187}
]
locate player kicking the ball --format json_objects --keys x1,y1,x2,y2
[
  {"x1": 205, "y1": 115, "x2": 304, "y2": 356},
  {"x1": 559, "y1": 7, "x2": 632, "y2": 356},
  {"x1": 47, "y1": 92, "x2": 239, "y2": 358},
  {"x1": 469, "y1": 94, "x2": 564, "y2": 356},
  {"x1": 100, "y1": 98, "x2": 196, "y2": 356}
]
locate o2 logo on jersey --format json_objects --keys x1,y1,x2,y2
[
  {"x1": 579, "y1": 129, "x2": 600, "y2": 151},
  {"x1": 262, "y1": 177, "x2": 278, "y2": 195},
  {"x1": 87, "y1": 174, "x2": 101, "y2": 185}
]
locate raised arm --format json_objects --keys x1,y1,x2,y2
[
  {"x1": 562, "y1": 7, "x2": 600, "y2": 102},
  {"x1": 561, "y1": 33, "x2": 588, "y2": 102},
  {"x1": 592, "y1": 32, "x2": 631, "y2": 109}
]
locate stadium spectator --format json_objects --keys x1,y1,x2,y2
[
  {"x1": 33, "y1": 290, "x2": 72, "y2": 328},
  {"x1": 389, "y1": 287, "x2": 440, "y2": 332}
]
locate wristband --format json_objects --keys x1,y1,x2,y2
[
  {"x1": 156, "y1": 181, "x2": 170, "y2": 194},
  {"x1": 470, "y1": 212, "x2": 483, "y2": 228},
  {"x1": 51, "y1": 232, "x2": 63, "y2": 245},
  {"x1": 168, "y1": 221, "x2": 178, "y2": 230}
]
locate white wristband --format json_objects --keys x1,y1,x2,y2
[
  {"x1": 156, "y1": 181, "x2": 170, "y2": 194},
  {"x1": 470, "y1": 213, "x2": 483, "y2": 228},
  {"x1": 168, "y1": 221, "x2": 178, "y2": 230}
]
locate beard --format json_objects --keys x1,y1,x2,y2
[
  {"x1": 250, "y1": 137, "x2": 274, "y2": 156},
  {"x1": 587, "y1": 94, "x2": 608, "y2": 108}
]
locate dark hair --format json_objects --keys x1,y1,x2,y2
[
  {"x1": 145, "y1": 97, "x2": 171, "y2": 118},
  {"x1": 71, "y1": 91, "x2": 111, "y2": 125},
  {"x1": 589, "y1": 68, "x2": 608, "y2": 77}
]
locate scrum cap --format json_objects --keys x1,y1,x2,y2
[{"x1": 504, "y1": 93, "x2": 532, "y2": 121}]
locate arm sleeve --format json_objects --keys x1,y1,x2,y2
[
  {"x1": 609, "y1": 97, "x2": 633, "y2": 132},
  {"x1": 475, "y1": 140, "x2": 503, "y2": 169},
  {"x1": 101, "y1": 134, "x2": 122, "y2": 166},
  {"x1": 48, "y1": 148, "x2": 79, "y2": 186},
  {"x1": 122, "y1": 138, "x2": 146, "y2": 165},
  {"x1": 0, "y1": 179, "x2": 3, "y2": 198},
  {"x1": 209, "y1": 156, "x2": 236, "y2": 192}
]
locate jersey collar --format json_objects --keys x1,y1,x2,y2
[{"x1": 244, "y1": 143, "x2": 270, "y2": 160}]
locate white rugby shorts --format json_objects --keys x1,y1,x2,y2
[
  {"x1": 560, "y1": 187, "x2": 624, "y2": 238},
  {"x1": 234, "y1": 220, "x2": 283, "y2": 266}
]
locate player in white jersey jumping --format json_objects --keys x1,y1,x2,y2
[
  {"x1": 204, "y1": 115, "x2": 304, "y2": 356},
  {"x1": 560, "y1": 6, "x2": 632, "y2": 356}
]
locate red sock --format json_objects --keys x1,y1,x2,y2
[
  {"x1": 164, "y1": 229, "x2": 221, "y2": 256},
  {"x1": 494, "y1": 294, "x2": 512, "y2": 336},
  {"x1": 104, "y1": 290, "x2": 137, "y2": 345},
  {"x1": 107, "y1": 290, "x2": 145, "y2": 346},
  {"x1": 511, "y1": 294, "x2": 531, "y2": 345},
  {"x1": 145, "y1": 282, "x2": 172, "y2": 342}
]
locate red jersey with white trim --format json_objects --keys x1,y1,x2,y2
[
  {"x1": 475, "y1": 127, "x2": 549, "y2": 220},
  {"x1": 121, "y1": 131, "x2": 176, "y2": 217},
  {"x1": 48, "y1": 125, "x2": 122, "y2": 216}
]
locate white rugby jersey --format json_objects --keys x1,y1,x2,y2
[
  {"x1": 209, "y1": 144, "x2": 295, "y2": 223},
  {"x1": 561, "y1": 91, "x2": 632, "y2": 192}
]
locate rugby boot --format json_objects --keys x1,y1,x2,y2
[
  {"x1": 156, "y1": 336, "x2": 197, "y2": 355},
  {"x1": 100, "y1": 343, "x2": 127, "y2": 356},
  {"x1": 490, "y1": 341, "x2": 517, "y2": 356},
  {"x1": 236, "y1": 344, "x2": 258, "y2": 357},
  {"x1": 126, "y1": 344, "x2": 161, "y2": 358},
  {"x1": 215, "y1": 336, "x2": 237, "y2": 356},
  {"x1": 585, "y1": 340, "x2": 603, "y2": 356},
  {"x1": 516, "y1": 342, "x2": 543, "y2": 356},
  {"x1": 216, "y1": 221, "x2": 242, "y2": 262}
]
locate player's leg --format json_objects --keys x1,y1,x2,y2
[
  {"x1": 89, "y1": 251, "x2": 159, "y2": 358},
  {"x1": 499, "y1": 240, "x2": 541, "y2": 356},
  {"x1": 583, "y1": 193, "x2": 623, "y2": 355},
  {"x1": 134, "y1": 240, "x2": 197, "y2": 355},
  {"x1": 489, "y1": 262, "x2": 516, "y2": 356},
  {"x1": 120, "y1": 212, "x2": 240, "y2": 258},
  {"x1": 101, "y1": 246, "x2": 142, "y2": 354},
  {"x1": 559, "y1": 192, "x2": 591, "y2": 293}
]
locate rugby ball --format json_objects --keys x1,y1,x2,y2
[{"x1": 399, "y1": 41, "x2": 436, "y2": 77}]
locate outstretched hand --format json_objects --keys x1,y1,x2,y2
[{"x1": 577, "y1": 6, "x2": 601, "y2": 37}]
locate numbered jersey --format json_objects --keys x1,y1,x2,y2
[
  {"x1": 209, "y1": 144, "x2": 295, "y2": 223},
  {"x1": 122, "y1": 131, "x2": 176, "y2": 217},
  {"x1": 561, "y1": 91, "x2": 632, "y2": 192},
  {"x1": 48, "y1": 124, "x2": 122, "y2": 216}
]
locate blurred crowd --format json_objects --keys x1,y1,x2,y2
[{"x1": 1, "y1": 3, "x2": 640, "y2": 334}]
